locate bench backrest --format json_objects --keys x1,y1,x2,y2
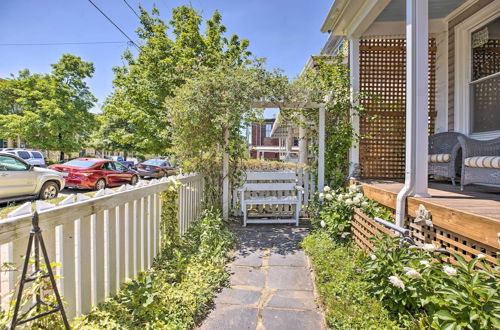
[
  {"x1": 245, "y1": 171, "x2": 296, "y2": 182},
  {"x1": 242, "y1": 171, "x2": 297, "y2": 192}
]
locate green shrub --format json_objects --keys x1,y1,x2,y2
[
  {"x1": 366, "y1": 237, "x2": 500, "y2": 329},
  {"x1": 310, "y1": 184, "x2": 393, "y2": 239},
  {"x1": 74, "y1": 209, "x2": 236, "y2": 329},
  {"x1": 301, "y1": 231, "x2": 397, "y2": 329}
]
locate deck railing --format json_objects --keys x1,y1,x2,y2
[{"x1": 0, "y1": 174, "x2": 204, "y2": 321}]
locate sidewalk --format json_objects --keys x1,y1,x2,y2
[{"x1": 200, "y1": 224, "x2": 326, "y2": 330}]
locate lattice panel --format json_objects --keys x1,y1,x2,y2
[
  {"x1": 352, "y1": 208, "x2": 499, "y2": 266},
  {"x1": 352, "y1": 208, "x2": 396, "y2": 252},
  {"x1": 359, "y1": 39, "x2": 437, "y2": 179},
  {"x1": 407, "y1": 217, "x2": 498, "y2": 266}
]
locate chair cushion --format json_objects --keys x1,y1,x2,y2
[
  {"x1": 428, "y1": 154, "x2": 451, "y2": 163},
  {"x1": 464, "y1": 156, "x2": 500, "y2": 169}
]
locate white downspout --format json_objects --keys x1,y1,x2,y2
[{"x1": 396, "y1": 0, "x2": 429, "y2": 227}]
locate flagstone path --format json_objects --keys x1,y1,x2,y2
[{"x1": 200, "y1": 224, "x2": 326, "y2": 330}]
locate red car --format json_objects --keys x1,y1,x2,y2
[{"x1": 49, "y1": 158, "x2": 139, "y2": 190}]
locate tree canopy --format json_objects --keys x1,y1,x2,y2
[
  {"x1": 95, "y1": 6, "x2": 254, "y2": 155},
  {"x1": 0, "y1": 54, "x2": 97, "y2": 158}
]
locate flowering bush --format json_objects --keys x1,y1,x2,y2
[
  {"x1": 312, "y1": 184, "x2": 392, "y2": 240},
  {"x1": 366, "y1": 236, "x2": 500, "y2": 329}
]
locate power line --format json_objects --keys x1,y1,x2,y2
[
  {"x1": 86, "y1": 0, "x2": 139, "y2": 49},
  {"x1": 123, "y1": 0, "x2": 141, "y2": 19},
  {"x1": 0, "y1": 41, "x2": 128, "y2": 46}
]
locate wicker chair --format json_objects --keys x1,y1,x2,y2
[
  {"x1": 428, "y1": 132, "x2": 465, "y2": 185},
  {"x1": 457, "y1": 136, "x2": 500, "y2": 190}
]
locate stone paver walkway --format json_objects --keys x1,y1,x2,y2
[{"x1": 200, "y1": 224, "x2": 326, "y2": 330}]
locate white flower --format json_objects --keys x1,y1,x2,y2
[
  {"x1": 345, "y1": 199, "x2": 353, "y2": 205},
  {"x1": 389, "y1": 275, "x2": 405, "y2": 289},
  {"x1": 419, "y1": 260, "x2": 430, "y2": 268},
  {"x1": 422, "y1": 243, "x2": 437, "y2": 252},
  {"x1": 325, "y1": 194, "x2": 333, "y2": 200},
  {"x1": 477, "y1": 253, "x2": 486, "y2": 260},
  {"x1": 320, "y1": 220, "x2": 326, "y2": 228},
  {"x1": 337, "y1": 194, "x2": 344, "y2": 201},
  {"x1": 319, "y1": 193, "x2": 325, "y2": 199},
  {"x1": 340, "y1": 232, "x2": 350, "y2": 238},
  {"x1": 323, "y1": 186, "x2": 331, "y2": 192},
  {"x1": 348, "y1": 184, "x2": 359, "y2": 192},
  {"x1": 355, "y1": 193, "x2": 363, "y2": 200},
  {"x1": 353, "y1": 197, "x2": 361, "y2": 204},
  {"x1": 370, "y1": 254, "x2": 377, "y2": 261},
  {"x1": 404, "y1": 268, "x2": 422, "y2": 279},
  {"x1": 443, "y1": 266, "x2": 457, "y2": 276},
  {"x1": 361, "y1": 201, "x2": 369, "y2": 208}
]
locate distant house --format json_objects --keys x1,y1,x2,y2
[{"x1": 249, "y1": 118, "x2": 299, "y2": 161}]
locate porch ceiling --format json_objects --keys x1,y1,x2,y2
[{"x1": 376, "y1": 0, "x2": 467, "y2": 22}]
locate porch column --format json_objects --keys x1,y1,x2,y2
[
  {"x1": 298, "y1": 115, "x2": 308, "y2": 165},
  {"x1": 318, "y1": 105, "x2": 326, "y2": 191},
  {"x1": 285, "y1": 127, "x2": 293, "y2": 162},
  {"x1": 407, "y1": 0, "x2": 429, "y2": 197},
  {"x1": 348, "y1": 37, "x2": 360, "y2": 177}
]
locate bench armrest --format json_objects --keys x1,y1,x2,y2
[{"x1": 295, "y1": 185, "x2": 304, "y2": 192}]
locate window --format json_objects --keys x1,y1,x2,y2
[
  {"x1": 31, "y1": 151, "x2": 43, "y2": 159},
  {"x1": 114, "y1": 162, "x2": 127, "y2": 171},
  {"x1": 102, "y1": 162, "x2": 116, "y2": 171},
  {"x1": 17, "y1": 151, "x2": 31, "y2": 159},
  {"x1": 265, "y1": 124, "x2": 272, "y2": 138},
  {"x1": 470, "y1": 18, "x2": 500, "y2": 133},
  {"x1": 0, "y1": 155, "x2": 28, "y2": 171}
]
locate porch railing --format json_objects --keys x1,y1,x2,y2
[{"x1": 0, "y1": 174, "x2": 204, "y2": 321}]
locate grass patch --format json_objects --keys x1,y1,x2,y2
[{"x1": 302, "y1": 231, "x2": 397, "y2": 330}]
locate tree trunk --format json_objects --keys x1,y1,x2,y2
[{"x1": 60, "y1": 151, "x2": 65, "y2": 161}]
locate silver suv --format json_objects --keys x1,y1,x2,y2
[{"x1": 0, "y1": 152, "x2": 65, "y2": 203}]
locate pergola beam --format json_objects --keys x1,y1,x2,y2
[{"x1": 250, "y1": 101, "x2": 324, "y2": 109}]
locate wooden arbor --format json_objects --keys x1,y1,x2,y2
[{"x1": 221, "y1": 100, "x2": 327, "y2": 220}]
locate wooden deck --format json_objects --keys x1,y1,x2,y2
[{"x1": 358, "y1": 180, "x2": 500, "y2": 250}]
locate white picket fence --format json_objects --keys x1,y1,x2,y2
[
  {"x1": 231, "y1": 169, "x2": 317, "y2": 216},
  {"x1": 0, "y1": 174, "x2": 204, "y2": 321}
]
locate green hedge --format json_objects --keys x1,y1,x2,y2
[{"x1": 301, "y1": 232, "x2": 397, "y2": 329}]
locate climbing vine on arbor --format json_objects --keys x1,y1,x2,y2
[{"x1": 283, "y1": 46, "x2": 363, "y2": 188}]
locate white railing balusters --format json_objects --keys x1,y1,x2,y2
[{"x1": 78, "y1": 216, "x2": 92, "y2": 316}]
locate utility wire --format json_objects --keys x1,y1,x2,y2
[
  {"x1": 0, "y1": 41, "x2": 128, "y2": 46},
  {"x1": 123, "y1": 0, "x2": 141, "y2": 19},
  {"x1": 86, "y1": 0, "x2": 139, "y2": 49}
]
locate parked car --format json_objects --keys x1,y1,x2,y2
[
  {"x1": 136, "y1": 159, "x2": 178, "y2": 178},
  {"x1": 3, "y1": 149, "x2": 46, "y2": 167},
  {"x1": 49, "y1": 158, "x2": 139, "y2": 190},
  {"x1": 111, "y1": 156, "x2": 135, "y2": 169},
  {"x1": 0, "y1": 152, "x2": 65, "y2": 203}
]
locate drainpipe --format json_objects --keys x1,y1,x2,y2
[{"x1": 396, "y1": 0, "x2": 429, "y2": 227}]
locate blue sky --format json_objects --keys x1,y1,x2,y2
[{"x1": 0, "y1": 0, "x2": 331, "y2": 117}]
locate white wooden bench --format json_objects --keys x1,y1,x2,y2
[{"x1": 239, "y1": 171, "x2": 303, "y2": 226}]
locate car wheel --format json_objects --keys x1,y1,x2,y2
[
  {"x1": 39, "y1": 181, "x2": 59, "y2": 200},
  {"x1": 130, "y1": 175, "x2": 139, "y2": 185},
  {"x1": 95, "y1": 178, "x2": 106, "y2": 191}
]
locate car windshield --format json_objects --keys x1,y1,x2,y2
[
  {"x1": 17, "y1": 151, "x2": 31, "y2": 159},
  {"x1": 143, "y1": 159, "x2": 167, "y2": 166},
  {"x1": 64, "y1": 160, "x2": 97, "y2": 168}
]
